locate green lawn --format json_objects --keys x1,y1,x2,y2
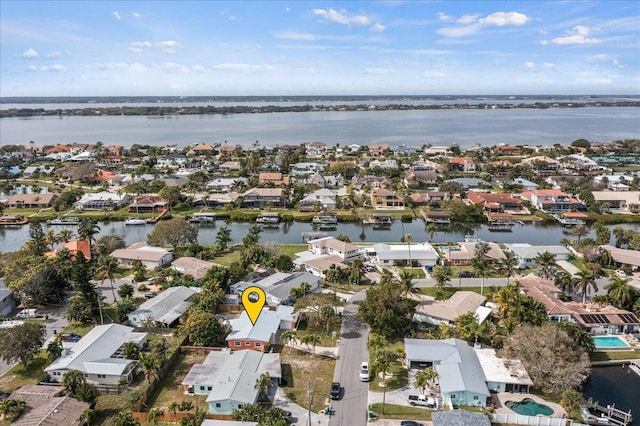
[
  {"x1": 0, "y1": 350, "x2": 48, "y2": 393},
  {"x1": 369, "y1": 360, "x2": 408, "y2": 392},
  {"x1": 590, "y1": 349, "x2": 640, "y2": 361},
  {"x1": 296, "y1": 314, "x2": 342, "y2": 347},
  {"x1": 368, "y1": 403, "x2": 434, "y2": 421}
]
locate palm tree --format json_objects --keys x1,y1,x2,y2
[
  {"x1": 502, "y1": 251, "x2": 518, "y2": 284},
  {"x1": 179, "y1": 400, "x2": 194, "y2": 414},
  {"x1": 57, "y1": 229, "x2": 75, "y2": 243},
  {"x1": 398, "y1": 270, "x2": 418, "y2": 297},
  {"x1": 431, "y1": 266, "x2": 452, "y2": 289},
  {"x1": 45, "y1": 229, "x2": 60, "y2": 250},
  {"x1": 254, "y1": 372, "x2": 272, "y2": 402},
  {"x1": 168, "y1": 401, "x2": 180, "y2": 423},
  {"x1": 606, "y1": 276, "x2": 636, "y2": 310},
  {"x1": 414, "y1": 367, "x2": 437, "y2": 394},
  {"x1": 371, "y1": 349, "x2": 395, "y2": 414},
  {"x1": 560, "y1": 389, "x2": 583, "y2": 418},
  {"x1": 573, "y1": 270, "x2": 598, "y2": 304},
  {"x1": 471, "y1": 257, "x2": 490, "y2": 295},
  {"x1": 404, "y1": 232, "x2": 413, "y2": 269},
  {"x1": 138, "y1": 352, "x2": 161, "y2": 383},
  {"x1": 111, "y1": 411, "x2": 140, "y2": 426},
  {"x1": 474, "y1": 241, "x2": 490, "y2": 258},
  {"x1": 215, "y1": 226, "x2": 232, "y2": 251},
  {"x1": 280, "y1": 330, "x2": 298, "y2": 348},
  {"x1": 535, "y1": 251, "x2": 556, "y2": 280},
  {"x1": 320, "y1": 304, "x2": 334, "y2": 334},
  {"x1": 554, "y1": 271, "x2": 574, "y2": 296},
  {"x1": 147, "y1": 407, "x2": 164, "y2": 426},
  {"x1": 77, "y1": 218, "x2": 101, "y2": 248},
  {"x1": 570, "y1": 224, "x2": 589, "y2": 245},
  {"x1": 325, "y1": 264, "x2": 342, "y2": 299},
  {"x1": 95, "y1": 255, "x2": 119, "y2": 305},
  {"x1": 425, "y1": 223, "x2": 437, "y2": 242},
  {"x1": 299, "y1": 281, "x2": 312, "y2": 297},
  {"x1": 300, "y1": 334, "x2": 321, "y2": 354}
]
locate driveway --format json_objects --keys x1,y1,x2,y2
[{"x1": 329, "y1": 291, "x2": 369, "y2": 426}]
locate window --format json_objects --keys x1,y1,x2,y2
[
  {"x1": 245, "y1": 341, "x2": 250, "y2": 346},
  {"x1": 238, "y1": 405, "x2": 243, "y2": 409},
  {"x1": 97, "y1": 374, "x2": 106, "y2": 379},
  {"x1": 451, "y1": 395, "x2": 456, "y2": 399},
  {"x1": 234, "y1": 341, "x2": 241, "y2": 347},
  {"x1": 207, "y1": 386, "x2": 212, "y2": 391},
  {"x1": 473, "y1": 395, "x2": 479, "y2": 400},
  {"x1": 255, "y1": 342, "x2": 262, "y2": 347},
  {"x1": 200, "y1": 386, "x2": 205, "y2": 391},
  {"x1": 215, "y1": 403, "x2": 221, "y2": 408}
]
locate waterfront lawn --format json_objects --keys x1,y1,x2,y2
[
  {"x1": 0, "y1": 350, "x2": 48, "y2": 393},
  {"x1": 279, "y1": 346, "x2": 335, "y2": 413},
  {"x1": 590, "y1": 349, "x2": 640, "y2": 362},
  {"x1": 368, "y1": 403, "x2": 433, "y2": 421}
]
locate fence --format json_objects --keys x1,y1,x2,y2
[
  {"x1": 492, "y1": 413, "x2": 587, "y2": 426},
  {"x1": 131, "y1": 411, "x2": 233, "y2": 423}
]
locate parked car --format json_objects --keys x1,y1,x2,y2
[
  {"x1": 330, "y1": 382, "x2": 341, "y2": 400},
  {"x1": 400, "y1": 421, "x2": 424, "y2": 426},
  {"x1": 144, "y1": 292, "x2": 157, "y2": 299},
  {"x1": 615, "y1": 270, "x2": 627, "y2": 278},
  {"x1": 457, "y1": 270, "x2": 473, "y2": 278},
  {"x1": 359, "y1": 361, "x2": 370, "y2": 382},
  {"x1": 60, "y1": 332, "x2": 81, "y2": 342},
  {"x1": 408, "y1": 394, "x2": 436, "y2": 408},
  {"x1": 16, "y1": 309, "x2": 38, "y2": 318}
]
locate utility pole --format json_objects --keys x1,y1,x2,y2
[{"x1": 307, "y1": 379, "x2": 312, "y2": 426}]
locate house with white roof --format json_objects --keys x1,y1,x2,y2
[
  {"x1": 181, "y1": 349, "x2": 281, "y2": 415},
  {"x1": 171, "y1": 257, "x2": 216, "y2": 279},
  {"x1": 128, "y1": 286, "x2": 201, "y2": 327},
  {"x1": 592, "y1": 191, "x2": 640, "y2": 213},
  {"x1": 110, "y1": 242, "x2": 173, "y2": 269},
  {"x1": 226, "y1": 305, "x2": 297, "y2": 352},
  {"x1": 404, "y1": 338, "x2": 490, "y2": 408},
  {"x1": 230, "y1": 272, "x2": 319, "y2": 306},
  {"x1": 307, "y1": 237, "x2": 360, "y2": 262},
  {"x1": 504, "y1": 243, "x2": 570, "y2": 269},
  {"x1": 76, "y1": 191, "x2": 131, "y2": 210},
  {"x1": 475, "y1": 347, "x2": 533, "y2": 393},
  {"x1": 45, "y1": 324, "x2": 146, "y2": 385},
  {"x1": 372, "y1": 242, "x2": 439, "y2": 272},
  {"x1": 413, "y1": 291, "x2": 491, "y2": 326},
  {"x1": 206, "y1": 177, "x2": 247, "y2": 192}
]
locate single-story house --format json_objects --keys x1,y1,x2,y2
[
  {"x1": 230, "y1": 272, "x2": 320, "y2": 306},
  {"x1": 432, "y1": 410, "x2": 491, "y2": 426},
  {"x1": 128, "y1": 286, "x2": 202, "y2": 327},
  {"x1": 6, "y1": 193, "x2": 59, "y2": 208},
  {"x1": 182, "y1": 349, "x2": 281, "y2": 415},
  {"x1": 76, "y1": 191, "x2": 130, "y2": 210},
  {"x1": 404, "y1": 338, "x2": 490, "y2": 408},
  {"x1": 45, "y1": 324, "x2": 146, "y2": 385},
  {"x1": 0, "y1": 285, "x2": 16, "y2": 317},
  {"x1": 128, "y1": 195, "x2": 169, "y2": 213},
  {"x1": 171, "y1": 257, "x2": 216, "y2": 279},
  {"x1": 592, "y1": 191, "x2": 640, "y2": 213},
  {"x1": 599, "y1": 245, "x2": 640, "y2": 270},
  {"x1": 444, "y1": 241, "x2": 505, "y2": 266},
  {"x1": 372, "y1": 242, "x2": 439, "y2": 271},
  {"x1": 10, "y1": 385, "x2": 90, "y2": 426},
  {"x1": 475, "y1": 347, "x2": 532, "y2": 393},
  {"x1": 503, "y1": 244, "x2": 569, "y2": 269},
  {"x1": 296, "y1": 254, "x2": 348, "y2": 279},
  {"x1": 413, "y1": 291, "x2": 490, "y2": 326},
  {"x1": 226, "y1": 305, "x2": 297, "y2": 351},
  {"x1": 110, "y1": 242, "x2": 173, "y2": 269}
]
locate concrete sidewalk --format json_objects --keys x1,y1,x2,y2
[{"x1": 556, "y1": 259, "x2": 580, "y2": 276}]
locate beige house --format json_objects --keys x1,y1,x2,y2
[
  {"x1": 171, "y1": 257, "x2": 216, "y2": 279},
  {"x1": 111, "y1": 242, "x2": 173, "y2": 269},
  {"x1": 592, "y1": 191, "x2": 640, "y2": 213},
  {"x1": 414, "y1": 291, "x2": 490, "y2": 325}
]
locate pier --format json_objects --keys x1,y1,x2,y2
[
  {"x1": 256, "y1": 211, "x2": 281, "y2": 227},
  {"x1": 146, "y1": 208, "x2": 168, "y2": 224},
  {"x1": 585, "y1": 397, "x2": 633, "y2": 426},
  {"x1": 302, "y1": 231, "x2": 328, "y2": 242}
]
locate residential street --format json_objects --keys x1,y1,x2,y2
[{"x1": 329, "y1": 291, "x2": 369, "y2": 426}]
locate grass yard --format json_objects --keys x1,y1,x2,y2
[
  {"x1": 419, "y1": 286, "x2": 484, "y2": 298},
  {"x1": 295, "y1": 314, "x2": 342, "y2": 347},
  {"x1": 279, "y1": 346, "x2": 335, "y2": 413},
  {"x1": 368, "y1": 403, "x2": 433, "y2": 421},
  {"x1": 590, "y1": 349, "x2": 640, "y2": 362},
  {"x1": 369, "y1": 359, "x2": 408, "y2": 392},
  {"x1": 211, "y1": 249, "x2": 242, "y2": 267},
  {"x1": 144, "y1": 350, "x2": 208, "y2": 412},
  {"x1": 0, "y1": 350, "x2": 47, "y2": 393},
  {"x1": 61, "y1": 322, "x2": 95, "y2": 336},
  {"x1": 94, "y1": 392, "x2": 132, "y2": 425}
]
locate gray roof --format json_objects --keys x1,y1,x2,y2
[
  {"x1": 404, "y1": 338, "x2": 489, "y2": 397},
  {"x1": 226, "y1": 305, "x2": 295, "y2": 343},
  {"x1": 432, "y1": 410, "x2": 491, "y2": 426},
  {"x1": 128, "y1": 286, "x2": 201, "y2": 326},
  {"x1": 505, "y1": 244, "x2": 569, "y2": 259},
  {"x1": 181, "y1": 350, "x2": 281, "y2": 406},
  {"x1": 232, "y1": 272, "x2": 319, "y2": 304},
  {"x1": 445, "y1": 178, "x2": 485, "y2": 188}
]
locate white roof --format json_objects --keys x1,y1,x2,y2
[
  {"x1": 374, "y1": 242, "x2": 439, "y2": 261},
  {"x1": 45, "y1": 324, "x2": 146, "y2": 375},
  {"x1": 226, "y1": 305, "x2": 295, "y2": 343},
  {"x1": 475, "y1": 348, "x2": 533, "y2": 386},
  {"x1": 77, "y1": 191, "x2": 128, "y2": 203},
  {"x1": 128, "y1": 286, "x2": 201, "y2": 325},
  {"x1": 505, "y1": 243, "x2": 569, "y2": 259}
]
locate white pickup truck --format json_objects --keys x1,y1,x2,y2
[{"x1": 408, "y1": 395, "x2": 436, "y2": 408}]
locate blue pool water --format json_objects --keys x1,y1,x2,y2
[{"x1": 593, "y1": 336, "x2": 629, "y2": 349}]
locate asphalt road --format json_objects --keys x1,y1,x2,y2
[{"x1": 329, "y1": 292, "x2": 369, "y2": 426}]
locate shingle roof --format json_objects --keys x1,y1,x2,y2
[
  {"x1": 128, "y1": 286, "x2": 201, "y2": 325},
  {"x1": 432, "y1": 410, "x2": 491, "y2": 426}
]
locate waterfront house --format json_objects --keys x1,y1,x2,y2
[
  {"x1": 128, "y1": 286, "x2": 201, "y2": 327},
  {"x1": 404, "y1": 338, "x2": 491, "y2": 408},
  {"x1": 128, "y1": 195, "x2": 169, "y2": 213},
  {"x1": 226, "y1": 305, "x2": 297, "y2": 351},
  {"x1": 432, "y1": 410, "x2": 491, "y2": 426},
  {"x1": 444, "y1": 241, "x2": 505, "y2": 266},
  {"x1": 6, "y1": 193, "x2": 59, "y2": 209},
  {"x1": 45, "y1": 324, "x2": 146, "y2": 385},
  {"x1": 76, "y1": 191, "x2": 130, "y2": 210},
  {"x1": 307, "y1": 236, "x2": 360, "y2": 262},
  {"x1": 592, "y1": 191, "x2": 640, "y2": 213},
  {"x1": 599, "y1": 245, "x2": 640, "y2": 271},
  {"x1": 197, "y1": 191, "x2": 240, "y2": 208},
  {"x1": 520, "y1": 189, "x2": 587, "y2": 212},
  {"x1": 371, "y1": 188, "x2": 405, "y2": 209},
  {"x1": 110, "y1": 242, "x2": 173, "y2": 269},
  {"x1": 171, "y1": 257, "x2": 216, "y2": 279},
  {"x1": 305, "y1": 141, "x2": 328, "y2": 157},
  {"x1": 241, "y1": 188, "x2": 285, "y2": 208},
  {"x1": 518, "y1": 277, "x2": 640, "y2": 334},
  {"x1": 413, "y1": 291, "x2": 491, "y2": 326},
  {"x1": 371, "y1": 242, "x2": 439, "y2": 271},
  {"x1": 298, "y1": 188, "x2": 337, "y2": 211},
  {"x1": 206, "y1": 177, "x2": 247, "y2": 192},
  {"x1": 230, "y1": 272, "x2": 320, "y2": 306},
  {"x1": 449, "y1": 157, "x2": 477, "y2": 173},
  {"x1": 474, "y1": 347, "x2": 532, "y2": 394},
  {"x1": 466, "y1": 192, "x2": 527, "y2": 215},
  {"x1": 503, "y1": 243, "x2": 569, "y2": 269},
  {"x1": 181, "y1": 349, "x2": 281, "y2": 415}
]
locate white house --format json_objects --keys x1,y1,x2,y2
[
  {"x1": 372, "y1": 242, "x2": 439, "y2": 272},
  {"x1": 504, "y1": 244, "x2": 570, "y2": 269},
  {"x1": 413, "y1": 291, "x2": 490, "y2": 326},
  {"x1": 128, "y1": 286, "x2": 201, "y2": 327},
  {"x1": 110, "y1": 242, "x2": 173, "y2": 269},
  {"x1": 307, "y1": 237, "x2": 360, "y2": 262},
  {"x1": 45, "y1": 324, "x2": 146, "y2": 385},
  {"x1": 76, "y1": 191, "x2": 131, "y2": 210},
  {"x1": 181, "y1": 349, "x2": 281, "y2": 415},
  {"x1": 230, "y1": 272, "x2": 320, "y2": 306}
]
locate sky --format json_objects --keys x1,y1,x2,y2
[{"x1": 1, "y1": 1, "x2": 639, "y2": 96}]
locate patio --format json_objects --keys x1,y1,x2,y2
[{"x1": 492, "y1": 392, "x2": 566, "y2": 417}]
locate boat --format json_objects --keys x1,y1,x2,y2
[
  {"x1": 256, "y1": 212, "x2": 280, "y2": 227},
  {"x1": 124, "y1": 217, "x2": 147, "y2": 225},
  {"x1": 312, "y1": 211, "x2": 338, "y2": 229},
  {"x1": 46, "y1": 217, "x2": 80, "y2": 226},
  {"x1": 189, "y1": 212, "x2": 217, "y2": 224},
  {"x1": 0, "y1": 215, "x2": 28, "y2": 226}
]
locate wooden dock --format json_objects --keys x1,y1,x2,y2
[
  {"x1": 302, "y1": 232, "x2": 328, "y2": 242},
  {"x1": 585, "y1": 397, "x2": 633, "y2": 425},
  {"x1": 146, "y1": 208, "x2": 168, "y2": 224}
]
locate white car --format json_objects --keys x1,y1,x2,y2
[
  {"x1": 614, "y1": 270, "x2": 627, "y2": 278},
  {"x1": 359, "y1": 361, "x2": 370, "y2": 382}
]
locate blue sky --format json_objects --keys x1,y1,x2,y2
[{"x1": 1, "y1": 1, "x2": 639, "y2": 96}]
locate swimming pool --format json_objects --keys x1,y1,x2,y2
[
  {"x1": 593, "y1": 336, "x2": 629, "y2": 349},
  {"x1": 506, "y1": 398, "x2": 554, "y2": 416}
]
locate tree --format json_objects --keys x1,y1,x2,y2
[
  {"x1": 0, "y1": 399, "x2": 26, "y2": 422},
  {"x1": 232, "y1": 404, "x2": 289, "y2": 425},
  {"x1": 75, "y1": 381, "x2": 99, "y2": 405},
  {"x1": 370, "y1": 348, "x2": 396, "y2": 414},
  {"x1": 168, "y1": 401, "x2": 180, "y2": 423},
  {"x1": 80, "y1": 408, "x2": 97, "y2": 425},
  {"x1": 111, "y1": 411, "x2": 140, "y2": 426},
  {"x1": 147, "y1": 407, "x2": 165, "y2": 426},
  {"x1": 138, "y1": 352, "x2": 161, "y2": 383},
  {"x1": 25, "y1": 222, "x2": 47, "y2": 256},
  {"x1": 158, "y1": 186, "x2": 182, "y2": 206},
  {"x1": 560, "y1": 389, "x2": 584, "y2": 419},
  {"x1": 77, "y1": 218, "x2": 101, "y2": 246},
  {"x1": 431, "y1": 266, "x2": 452, "y2": 289},
  {"x1": 570, "y1": 224, "x2": 589, "y2": 245},
  {"x1": 300, "y1": 333, "x2": 321, "y2": 354},
  {"x1": 500, "y1": 323, "x2": 590, "y2": 393},
  {"x1": 502, "y1": 251, "x2": 518, "y2": 284},
  {"x1": 45, "y1": 229, "x2": 61, "y2": 251},
  {"x1": 147, "y1": 217, "x2": 198, "y2": 251},
  {"x1": 57, "y1": 228, "x2": 75, "y2": 243},
  {"x1": 215, "y1": 226, "x2": 232, "y2": 252},
  {"x1": 62, "y1": 370, "x2": 87, "y2": 396},
  {"x1": 471, "y1": 257, "x2": 490, "y2": 295},
  {"x1": 95, "y1": 233, "x2": 126, "y2": 257},
  {"x1": 399, "y1": 269, "x2": 420, "y2": 296},
  {"x1": 180, "y1": 309, "x2": 230, "y2": 346},
  {"x1": 0, "y1": 321, "x2": 45, "y2": 369},
  {"x1": 325, "y1": 264, "x2": 343, "y2": 298},
  {"x1": 320, "y1": 304, "x2": 334, "y2": 334},
  {"x1": 118, "y1": 283, "x2": 135, "y2": 299},
  {"x1": 573, "y1": 270, "x2": 598, "y2": 304},
  {"x1": 414, "y1": 367, "x2": 437, "y2": 394},
  {"x1": 254, "y1": 372, "x2": 272, "y2": 402},
  {"x1": 425, "y1": 223, "x2": 437, "y2": 242},
  {"x1": 280, "y1": 330, "x2": 298, "y2": 348},
  {"x1": 122, "y1": 341, "x2": 140, "y2": 360},
  {"x1": 46, "y1": 340, "x2": 63, "y2": 362},
  {"x1": 358, "y1": 279, "x2": 418, "y2": 338},
  {"x1": 606, "y1": 276, "x2": 636, "y2": 310},
  {"x1": 95, "y1": 255, "x2": 119, "y2": 305},
  {"x1": 535, "y1": 251, "x2": 556, "y2": 280}
]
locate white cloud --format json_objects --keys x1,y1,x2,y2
[
  {"x1": 129, "y1": 40, "x2": 181, "y2": 53},
  {"x1": 157, "y1": 40, "x2": 180, "y2": 53},
  {"x1": 132, "y1": 12, "x2": 141, "y2": 18},
  {"x1": 27, "y1": 65, "x2": 37, "y2": 72},
  {"x1": 313, "y1": 7, "x2": 384, "y2": 31},
  {"x1": 89, "y1": 62, "x2": 146, "y2": 72},
  {"x1": 131, "y1": 41, "x2": 152, "y2": 48},
  {"x1": 588, "y1": 54, "x2": 610, "y2": 61},
  {"x1": 365, "y1": 67, "x2": 395, "y2": 74},
  {"x1": 540, "y1": 40, "x2": 548, "y2": 46},
  {"x1": 543, "y1": 62, "x2": 555, "y2": 68},
  {"x1": 551, "y1": 25, "x2": 600, "y2": 45},
  {"x1": 21, "y1": 48, "x2": 39, "y2": 59},
  {"x1": 213, "y1": 63, "x2": 276, "y2": 73},
  {"x1": 524, "y1": 61, "x2": 535, "y2": 68},
  {"x1": 42, "y1": 64, "x2": 66, "y2": 72},
  {"x1": 274, "y1": 31, "x2": 318, "y2": 41},
  {"x1": 437, "y1": 12, "x2": 452, "y2": 22},
  {"x1": 612, "y1": 58, "x2": 623, "y2": 68},
  {"x1": 129, "y1": 47, "x2": 143, "y2": 53},
  {"x1": 191, "y1": 65, "x2": 206, "y2": 73},
  {"x1": 437, "y1": 23, "x2": 482, "y2": 38},
  {"x1": 112, "y1": 11, "x2": 121, "y2": 20},
  {"x1": 47, "y1": 50, "x2": 62, "y2": 58},
  {"x1": 456, "y1": 14, "x2": 479, "y2": 24},
  {"x1": 479, "y1": 11, "x2": 530, "y2": 26},
  {"x1": 285, "y1": 7, "x2": 291, "y2": 12},
  {"x1": 372, "y1": 23, "x2": 386, "y2": 32},
  {"x1": 155, "y1": 62, "x2": 189, "y2": 72}
]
